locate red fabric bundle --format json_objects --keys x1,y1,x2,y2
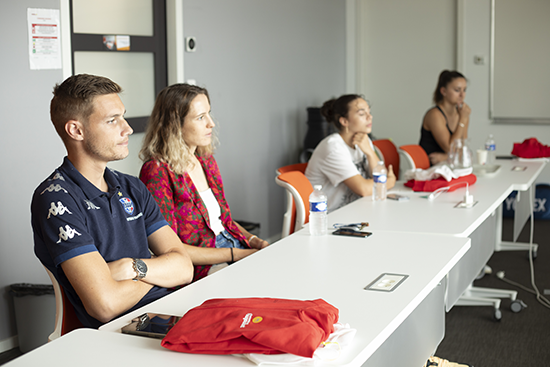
[
  {"x1": 161, "y1": 298, "x2": 339, "y2": 358},
  {"x1": 404, "y1": 173, "x2": 477, "y2": 192},
  {"x1": 511, "y1": 138, "x2": 550, "y2": 158}
]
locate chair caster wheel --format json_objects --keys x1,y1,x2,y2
[
  {"x1": 527, "y1": 251, "x2": 537, "y2": 260},
  {"x1": 510, "y1": 300, "x2": 527, "y2": 313},
  {"x1": 493, "y1": 309, "x2": 502, "y2": 321}
]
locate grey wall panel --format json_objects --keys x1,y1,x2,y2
[
  {"x1": 0, "y1": 0, "x2": 65, "y2": 345},
  {"x1": 182, "y1": 0, "x2": 347, "y2": 238}
]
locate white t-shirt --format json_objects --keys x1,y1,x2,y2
[
  {"x1": 199, "y1": 188, "x2": 225, "y2": 235},
  {"x1": 305, "y1": 133, "x2": 372, "y2": 212}
]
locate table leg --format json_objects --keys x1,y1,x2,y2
[{"x1": 495, "y1": 186, "x2": 538, "y2": 254}]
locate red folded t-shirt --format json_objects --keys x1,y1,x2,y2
[
  {"x1": 161, "y1": 298, "x2": 339, "y2": 358},
  {"x1": 404, "y1": 173, "x2": 477, "y2": 192},
  {"x1": 511, "y1": 138, "x2": 550, "y2": 158}
]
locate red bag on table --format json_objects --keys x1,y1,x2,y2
[
  {"x1": 161, "y1": 298, "x2": 339, "y2": 358},
  {"x1": 404, "y1": 173, "x2": 477, "y2": 192},
  {"x1": 511, "y1": 138, "x2": 550, "y2": 158}
]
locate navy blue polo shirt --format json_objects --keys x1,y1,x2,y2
[{"x1": 32, "y1": 157, "x2": 171, "y2": 328}]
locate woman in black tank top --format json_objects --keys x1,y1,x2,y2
[{"x1": 419, "y1": 70, "x2": 471, "y2": 165}]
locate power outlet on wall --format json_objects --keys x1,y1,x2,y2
[{"x1": 474, "y1": 55, "x2": 485, "y2": 65}]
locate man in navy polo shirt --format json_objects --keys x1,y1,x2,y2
[{"x1": 31, "y1": 74, "x2": 194, "y2": 328}]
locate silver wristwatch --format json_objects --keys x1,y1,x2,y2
[{"x1": 132, "y1": 258, "x2": 147, "y2": 281}]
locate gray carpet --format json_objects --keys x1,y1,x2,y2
[{"x1": 436, "y1": 218, "x2": 550, "y2": 366}]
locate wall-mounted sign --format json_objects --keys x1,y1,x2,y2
[{"x1": 27, "y1": 8, "x2": 61, "y2": 70}]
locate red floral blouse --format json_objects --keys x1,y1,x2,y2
[{"x1": 139, "y1": 154, "x2": 248, "y2": 282}]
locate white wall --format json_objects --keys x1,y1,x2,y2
[
  {"x1": 0, "y1": 0, "x2": 65, "y2": 348},
  {"x1": 178, "y1": 0, "x2": 347, "y2": 239},
  {"x1": 357, "y1": 0, "x2": 550, "y2": 183},
  {"x1": 460, "y1": 0, "x2": 550, "y2": 183},
  {"x1": 357, "y1": 0, "x2": 457, "y2": 146}
]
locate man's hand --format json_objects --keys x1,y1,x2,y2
[
  {"x1": 107, "y1": 258, "x2": 136, "y2": 281},
  {"x1": 61, "y1": 252, "x2": 154, "y2": 323}
]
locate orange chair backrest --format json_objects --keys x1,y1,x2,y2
[
  {"x1": 399, "y1": 144, "x2": 430, "y2": 170},
  {"x1": 276, "y1": 163, "x2": 308, "y2": 234},
  {"x1": 276, "y1": 162, "x2": 308, "y2": 175},
  {"x1": 373, "y1": 139, "x2": 400, "y2": 180},
  {"x1": 277, "y1": 171, "x2": 314, "y2": 224}
]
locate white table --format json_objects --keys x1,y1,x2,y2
[
  {"x1": 330, "y1": 160, "x2": 545, "y2": 237},
  {"x1": 94, "y1": 231, "x2": 470, "y2": 367},
  {"x1": 326, "y1": 159, "x2": 546, "y2": 314},
  {"x1": 13, "y1": 160, "x2": 540, "y2": 366}
]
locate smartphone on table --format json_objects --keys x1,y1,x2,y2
[
  {"x1": 121, "y1": 313, "x2": 181, "y2": 339},
  {"x1": 387, "y1": 193, "x2": 409, "y2": 201},
  {"x1": 332, "y1": 228, "x2": 372, "y2": 238}
]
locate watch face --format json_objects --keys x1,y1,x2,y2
[
  {"x1": 136, "y1": 259, "x2": 147, "y2": 273},
  {"x1": 134, "y1": 259, "x2": 147, "y2": 278}
]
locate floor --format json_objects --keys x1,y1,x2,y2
[{"x1": 435, "y1": 217, "x2": 550, "y2": 366}]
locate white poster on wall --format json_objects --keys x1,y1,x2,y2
[{"x1": 27, "y1": 8, "x2": 62, "y2": 70}]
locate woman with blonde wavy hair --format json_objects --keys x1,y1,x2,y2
[{"x1": 139, "y1": 84, "x2": 269, "y2": 282}]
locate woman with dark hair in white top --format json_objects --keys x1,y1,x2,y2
[{"x1": 305, "y1": 94, "x2": 396, "y2": 211}]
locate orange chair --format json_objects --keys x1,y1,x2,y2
[
  {"x1": 276, "y1": 163, "x2": 308, "y2": 237},
  {"x1": 44, "y1": 267, "x2": 84, "y2": 341},
  {"x1": 275, "y1": 170, "x2": 314, "y2": 237},
  {"x1": 276, "y1": 163, "x2": 307, "y2": 175},
  {"x1": 399, "y1": 144, "x2": 430, "y2": 171},
  {"x1": 373, "y1": 139, "x2": 400, "y2": 180}
]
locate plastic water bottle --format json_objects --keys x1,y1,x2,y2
[
  {"x1": 309, "y1": 185, "x2": 327, "y2": 236},
  {"x1": 485, "y1": 134, "x2": 496, "y2": 165},
  {"x1": 372, "y1": 161, "x2": 387, "y2": 201}
]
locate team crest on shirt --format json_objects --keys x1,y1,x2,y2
[{"x1": 119, "y1": 197, "x2": 134, "y2": 215}]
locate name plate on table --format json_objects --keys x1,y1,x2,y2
[{"x1": 364, "y1": 273, "x2": 408, "y2": 292}]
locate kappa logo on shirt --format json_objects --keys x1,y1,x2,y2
[
  {"x1": 84, "y1": 200, "x2": 100, "y2": 210},
  {"x1": 40, "y1": 184, "x2": 68, "y2": 195},
  {"x1": 240, "y1": 313, "x2": 263, "y2": 328},
  {"x1": 56, "y1": 225, "x2": 81, "y2": 243},
  {"x1": 47, "y1": 173, "x2": 65, "y2": 182},
  {"x1": 47, "y1": 201, "x2": 72, "y2": 219},
  {"x1": 119, "y1": 197, "x2": 135, "y2": 215}
]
